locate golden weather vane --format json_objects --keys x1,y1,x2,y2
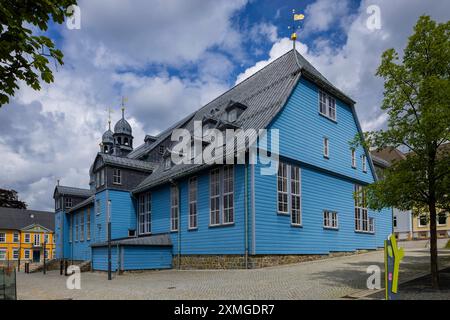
[{"x1": 288, "y1": 9, "x2": 305, "y2": 45}]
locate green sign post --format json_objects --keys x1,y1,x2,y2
[{"x1": 384, "y1": 234, "x2": 404, "y2": 300}]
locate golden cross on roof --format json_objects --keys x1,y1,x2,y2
[{"x1": 120, "y1": 96, "x2": 128, "y2": 118}]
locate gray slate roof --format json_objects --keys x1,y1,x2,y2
[
  {"x1": 54, "y1": 185, "x2": 92, "y2": 198},
  {"x1": 97, "y1": 153, "x2": 156, "y2": 172},
  {"x1": 90, "y1": 233, "x2": 172, "y2": 247},
  {"x1": 0, "y1": 207, "x2": 54, "y2": 231},
  {"x1": 68, "y1": 195, "x2": 94, "y2": 213},
  {"x1": 129, "y1": 49, "x2": 357, "y2": 193}
]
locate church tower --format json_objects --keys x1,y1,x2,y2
[
  {"x1": 100, "y1": 119, "x2": 114, "y2": 154},
  {"x1": 113, "y1": 107, "x2": 133, "y2": 156}
]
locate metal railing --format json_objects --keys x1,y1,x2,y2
[{"x1": 0, "y1": 266, "x2": 17, "y2": 300}]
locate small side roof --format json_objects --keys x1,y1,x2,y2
[
  {"x1": 94, "y1": 153, "x2": 156, "y2": 172},
  {"x1": 90, "y1": 233, "x2": 172, "y2": 247},
  {"x1": 53, "y1": 185, "x2": 92, "y2": 199},
  {"x1": 68, "y1": 195, "x2": 95, "y2": 213}
]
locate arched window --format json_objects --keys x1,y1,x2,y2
[
  {"x1": 124, "y1": 137, "x2": 129, "y2": 146},
  {"x1": 118, "y1": 137, "x2": 122, "y2": 145}
]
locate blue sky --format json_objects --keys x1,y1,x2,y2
[{"x1": 0, "y1": 0, "x2": 449, "y2": 210}]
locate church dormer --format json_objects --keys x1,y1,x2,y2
[{"x1": 113, "y1": 107, "x2": 134, "y2": 156}]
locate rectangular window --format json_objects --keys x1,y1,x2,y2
[
  {"x1": 96, "y1": 199, "x2": 101, "y2": 215},
  {"x1": 25, "y1": 233, "x2": 30, "y2": 243},
  {"x1": 113, "y1": 168, "x2": 122, "y2": 184},
  {"x1": 34, "y1": 234, "x2": 40, "y2": 246},
  {"x1": 323, "y1": 211, "x2": 338, "y2": 229},
  {"x1": 170, "y1": 186, "x2": 179, "y2": 231},
  {"x1": 223, "y1": 166, "x2": 234, "y2": 224},
  {"x1": 0, "y1": 233, "x2": 5, "y2": 243},
  {"x1": 323, "y1": 137, "x2": 329, "y2": 158},
  {"x1": 12, "y1": 249, "x2": 19, "y2": 260},
  {"x1": 210, "y1": 168, "x2": 221, "y2": 225},
  {"x1": 159, "y1": 145, "x2": 165, "y2": 154},
  {"x1": 24, "y1": 249, "x2": 30, "y2": 260},
  {"x1": 69, "y1": 216, "x2": 73, "y2": 243},
  {"x1": 438, "y1": 213, "x2": 447, "y2": 226},
  {"x1": 362, "y1": 154, "x2": 367, "y2": 172},
  {"x1": 86, "y1": 208, "x2": 91, "y2": 240},
  {"x1": 189, "y1": 177, "x2": 198, "y2": 229},
  {"x1": 290, "y1": 165, "x2": 301, "y2": 226},
  {"x1": 369, "y1": 217, "x2": 375, "y2": 233},
  {"x1": 100, "y1": 169, "x2": 105, "y2": 186},
  {"x1": 418, "y1": 215, "x2": 428, "y2": 227},
  {"x1": 96, "y1": 172, "x2": 100, "y2": 188},
  {"x1": 351, "y1": 149, "x2": 357, "y2": 168},
  {"x1": 75, "y1": 215, "x2": 79, "y2": 242},
  {"x1": 80, "y1": 214, "x2": 84, "y2": 242},
  {"x1": 277, "y1": 163, "x2": 288, "y2": 214},
  {"x1": 0, "y1": 249, "x2": 6, "y2": 260},
  {"x1": 65, "y1": 197, "x2": 72, "y2": 209},
  {"x1": 319, "y1": 90, "x2": 336, "y2": 121},
  {"x1": 13, "y1": 232, "x2": 19, "y2": 243},
  {"x1": 138, "y1": 193, "x2": 151, "y2": 234},
  {"x1": 44, "y1": 234, "x2": 49, "y2": 244},
  {"x1": 354, "y1": 185, "x2": 370, "y2": 232}
]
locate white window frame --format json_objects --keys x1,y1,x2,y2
[
  {"x1": 75, "y1": 215, "x2": 79, "y2": 242},
  {"x1": 418, "y1": 215, "x2": 428, "y2": 227},
  {"x1": 65, "y1": 197, "x2": 72, "y2": 209},
  {"x1": 290, "y1": 165, "x2": 302, "y2": 226},
  {"x1": 323, "y1": 210, "x2": 338, "y2": 229},
  {"x1": 13, "y1": 232, "x2": 19, "y2": 243},
  {"x1": 25, "y1": 233, "x2": 30, "y2": 243},
  {"x1": 86, "y1": 208, "x2": 91, "y2": 240},
  {"x1": 362, "y1": 154, "x2": 367, "y2": 172},
  {"x1": 113, "y1": 168, "x2": 122, "y2": 185},
  {"x1": 170, "y1": 186, "x2": 179, "y2": 231},
  {"x1": 228, "y1": 109, "x2": 238, "y2": 122},
  {"x1": 351, "y1": 149, "x2": 357, "y2": 168},
  {"x1": 12, "y1": 249, "x2": 19, "y2": 260},
  {"x1": 0, "y1": 232, "x2": 5, "y2": 243},
  {"x1": 0, "y1": 249, "x2": 6, "y2": 260},
  {"x1": 138, "y1": 192, "x2": 151, "y2": 235},
  {"x1": 277, "y1": 162, "x2": 302, "y2": 226},
  {"x1": 24, "y1": 249, "x2": 30, "y2": 260},
  {"x1": 210, "y1": 168, "x2": 221, "y2": 226},
  {"x1": 100, "y1": 169, "x2": 105, "y2": 186},
  {"x1": 354, "y1": 184, "x2": 370, "y2": 232},
  {"x1": 319, "y1": 90, "x2": 336, "y2": 121},
  {"x1": 96, "y1": 199, "x2": 101, "y2": 215},
  {"x1": 437, "y1": 213, "x2": 447, "y2": 226},
  {"x1": 223, "y1": 165, "x2": 234, "y2": 225},
  {"x1": 34, "y1": 233, "x2": 41, "y2": 246},
  {"x1": 79, "y1": 214, "x2": 84, "y2": 242},
  {"x1": 277, "y1": 162, "x2": 289, "y2": 214},
  {"x1": 188, "y1": 177, "x2": 198, "y2": 229},
  {"x1": 323, "y1": 137, "x2": 329, "y2": 158}
]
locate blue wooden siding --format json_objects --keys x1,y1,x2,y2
[
  {"x1": 68, "y1": 204, "x2": 94, "y2": 261},
  {"x1": 254, "y1": 162, "x2": 390, "y2": 254},
  {"x1": 55, "y1": 210, "x2": 63, "y2": 259},
  {"x1": 266, "y1": 77, "x2": 375, "y2": 184},
  {"x1": 92, "y1": 246, "x2": 118, "y2": 271},
  {"x1": 109, "y1": 190, "x2": 137, "y2": 239},
  {"x1": 122, "y1": 246, "x2": 172, "y2": 270}
]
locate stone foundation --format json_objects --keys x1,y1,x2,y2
[{"x1": 172, "y1": 251, "x2": 374, "y2": 270}]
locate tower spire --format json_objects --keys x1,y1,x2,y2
[{"x1": 121, "y1": 96, "x2": 127, "y2": 119}]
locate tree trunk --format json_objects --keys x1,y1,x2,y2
[{"x1": 429, "y1": 200, "x2": 440, "y2": 289}]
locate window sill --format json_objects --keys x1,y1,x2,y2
[
  {"x1": 112, "y1": 182, "x2": 122, "y2": 185},
  {"x1": 351, "y1": 166, "x2": 357, "y2": 169},
  {"x1": 318, "y1": 112, "x2": 337, "y2": 123},
  {"x1": 324, "y1": 226, "x2": 339, "y2": 231},
  {"x1": 188, "y1": 227, "x2": 198, "y2": 232},
  {"x1": 277, "y1": 211, "x2": 290, "y2": 216},
  {"x1": 323, "y1": 155, "x2": 329, "y2": 159},
  {"x1": 209, "y1": 223, "x2": 235, "y2": 229},
  {"x1": 354, "y1": 230, "x2": 375, "y2": 235},
  {"x1": 291, "y1": 223, "x2": 302, "y2": 228}
]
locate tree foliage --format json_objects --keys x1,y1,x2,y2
[
  {"x1": 356, "y1": 15, "x2": 450, "y2": 288},
  {"x1": 0, "y1": 0, "x2": 77, "y2": 106}
]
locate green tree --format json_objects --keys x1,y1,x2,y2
[
  {"x1": 359, "y1": 16, "x2": 450, "y2": 289},
  {"x1": 0, "y1": 0, "x2": 77, "y2": 106}
]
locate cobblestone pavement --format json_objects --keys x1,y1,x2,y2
[{"x1": 16, "y1": 249, "x2": 450, "y2": 300}]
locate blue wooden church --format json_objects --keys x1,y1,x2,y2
[{"x1": 53, "y1": 49, "x2": 392, "y2": 271}]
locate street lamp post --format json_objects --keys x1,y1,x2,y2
[{"x1": 107, "y1": 199, "x2": 112, "y2": 280}]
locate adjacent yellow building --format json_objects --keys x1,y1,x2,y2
[
  {"x1": 0, "y1": 207, "x2": 55, "y2": 264},
  {"x1": 412, "y1": 212, "x2": 450, "y2": 239}
]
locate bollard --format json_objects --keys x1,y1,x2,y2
[
  {"x1": 25, "y1": 262, "x2": 29, "y2": 274},
  {"x1": 64, "y1": 260, "x2": 68, "y2": 276},
  {"x1": 60, "y1": 260, "x2": 64, "y2": 275}
]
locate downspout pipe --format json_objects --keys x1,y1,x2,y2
[{"x1": 244, "y1": 162, "x2": 249, "y2": 269}]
